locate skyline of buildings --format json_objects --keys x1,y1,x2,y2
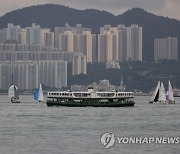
[
  {"x1": 0, "y1": 23, "x2": 179, "y2": 90},
  {"x1": 0, "y1": 23, "x2": 178, "y2": 63},
  {"x1": 0, "y1": 60, "x2": 67, "y2": 90}
]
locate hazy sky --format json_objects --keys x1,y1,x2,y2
[{"x1": 0, "y1": 0, "x2": 180, "y2": 20}]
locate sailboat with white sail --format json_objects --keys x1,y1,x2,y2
[
  {"x1": 166, "y1": 81, "x2": 175, "y2": 104},
  {"x1": 34, "y1": 83, "x2": 44, "y2": 102},
  {"x1": 8, "y1": 85, "x2": 20, "y2": 103},
  {"x1": 149, "y1": 81, "x2": 166, "y2": 104}
]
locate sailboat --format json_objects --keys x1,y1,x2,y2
[
  {"x1": 8, "y1": 85, "x2": 20, "y2": 103},
  {"x1": 166, "y1": 81, "x2": 175, "y2": 104},
  {"x1": 149, "y1": 81, "x2": 166, "y2": 104},
  {"x1": 34, "y1": 83, "x2": 44, "y2": 102}
]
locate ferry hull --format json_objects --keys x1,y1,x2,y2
[{"x1": 46, "y1": 98, "x2": 135, "y2": 107}]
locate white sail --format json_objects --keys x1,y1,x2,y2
[
  {"x1": 167, "y1": 81, "x2": 175, "y2": 103},
  {"x1": 8, "y1": 85, "x2": 19, "y2": 99},
  {"x1": 150, "y1": 81, "x2": 160, "y2": 102},
  {"x1": 8, "y1": 85, "x2": 15, "y2": 99},
  {"x1": 159, "y1": 82, "x2": 166, "y2": 103},
  {"x1": 38, "y1": 83, "x2": 44, "y2": 102}
]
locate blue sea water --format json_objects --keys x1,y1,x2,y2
[{"x1": 0, "y1": 95, "x2": 180, "y2": 154}]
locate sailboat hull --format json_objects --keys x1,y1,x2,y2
[
  {"x1": 11, "y1": 98, "x2": 20, "y2": 103},
  {"x1": 168, "y1": 100, "x2": 175, "y2": 104},
  {"x1": 34, "y1": 84, "x2": 44, "y2": 102},
  {"x1": 149, "y1": 101, "x2": 167, "y2": 104},
  {"x1": 9, "y1": 85, "x2": 20, "y2": 103},
  {"x1": 11, "y1": 100, "x2": 20, "y2": 103}
]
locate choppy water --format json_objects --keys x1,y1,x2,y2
[{"x1": 0, "y1": 95, "x2": 180, "y2": 154}]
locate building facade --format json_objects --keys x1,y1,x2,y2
[
  {"x1": 39, "y1": 60, "x2": 67, "y2": 89},
  {"x1": 154, "y1": 37, "x2": 178, "y2": 62},
  {"x1": 98, "y1": 24, "x2": 142, "y2": 63},
  {"x1": 72, "y1": 54, "x2": 87, "y2": 75}
]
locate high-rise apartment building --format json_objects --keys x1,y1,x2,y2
[
  {"x1": 98, "y1": 24, "x2": 142, "y2": 63},
  {"x1": 0, "y1": 30, "x2": 4, "y2": 43},
  {"x1": 3, "y1": 23, "x2": 22, "y2": 43},
  {"x1": 0, "y1": 61, "x2": 12, "y2": 90},
  {"x1": 42, "y1": 30, "x2": 54, "y2": 48},
  {"x1": 78, "y1": 31, "x2": 93, "y2": 63},
  {"x1": 55, "y1": 24, "x2": 95, "y2": 62},
  {"x1": 54, "y1": 24, "x2": 91, "y2": 48},
  {"x1": 39, "y1": 60, "x2": 67, "y2": 89},
  {"x1": 130, "y1": 25, "x2": 142, "y2": 61},
  {"x1": 13, "y1": 61, "x2": 38, "y2": 90},
  {"x1": 72, "y1": 54, "x2": 87, "y2": 75},
  {"x1": 154, "y1": 37, "x2": 178, "y2": 62},
  {"x1": 25, "y1": 23, "x2": 42, "y2": 45},
  {"x1": 59, "y1": 31, "x2": 73, "y2": 52}
]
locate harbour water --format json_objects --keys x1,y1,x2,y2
[{"x1": 0, "y1": 95, "x2": 180, "y2": 154}]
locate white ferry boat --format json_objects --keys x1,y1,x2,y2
[{"x1": 46, "y1": 88, "x2": 135, "y2": 107}]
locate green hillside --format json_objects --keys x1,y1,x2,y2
[{"x1": 68, "y1": 61, "x2": 180, "y2": 92}]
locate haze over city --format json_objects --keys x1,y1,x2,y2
[{"x1": 0, "y1": 0, "x2": 180, "y2": 20}]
